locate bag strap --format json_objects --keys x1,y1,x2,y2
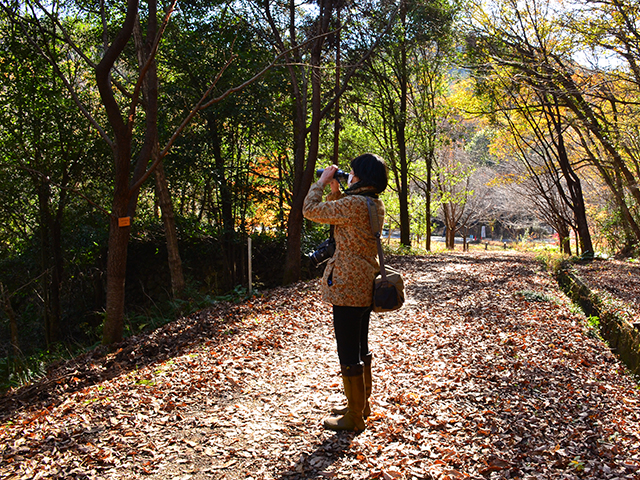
[{"x1": 366, "y1": 197, "x2": 387, "y2": 282}]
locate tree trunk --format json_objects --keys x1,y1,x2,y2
[
  {"x1": 444, "y1": 206, "x2": 455, "y2": 250},
  {"x1": 551, "y1": 101, "x2": 594, "y2": 256},
  {"x1": 398, "y1": 4, "x2": 411, "y2": 247},
  {"x1": 208, "y1": 115, "x2": 234, "y2": 236},
  {"x1": 282, "y1": 0, "x2": 334, "y2": 284},
  {"x1": 463, "y1": 226, "x2": 468, "y2": 251},
  {"x1": 282, "y1": 60, "x2": 323, "y2": 285},
  {"x1": 50, "y1": 205, "x2": 63, "y2": 342},
  {"x1": 425, "y1": 154, "x2": 432, "y2": 251},
  {"x1": 103, "y1": 208, "x2": 131, "y2": 345},
  {"x1": 37, "y1": 177, "x2": 64, "y2": 345},
  {"x1": 154, "y1": 157, "x2": 185, "y2": 297},
  {"x1": 446, "y1": 226, "x2": 455, "y2": 250},
  {"x1": 206, "y1": 112, "x2": 239, "y2": 287},
  {"x1": 133, "y1": 10, "x2": 185, "y2": 297},
  {"x1": 279, "y1": 153, "x2": 287, "y2": 231},
  {"x1": 332, "y1": 7, "x2": 341, "y2": 165},
  {"x1": 1, "y1": 283, "x2": 19, "y2": 359},
  {"x1": 425, "y1": 197, "x2": 430, "y2": 251},
  {"x1": 37, "y1": 181, "x2": 53, "y2": 347},
  {"x1": 282, "y1": 120, "x2": 308, "y2": 285},
  {"x1": 278, "y1": 0, "x2": 308, "y2": 286},
  {"x1": 96, "y1": 0, "x2": 138, "y2": 345},
  {"x1": 613, "y1": 170, "x2": 638, "y2": 252},
  {"x1": 577, "y1": 130, "x2": 640, "y2": 248},
  {"x1": 559, "y1": 75, "x2": 640, "y2": 208},
  {"x1": 283, "y1": 199, "x2": 305, "y2": 285},
  {"x1": 558, "y1": 222, "x2": 571, "y2": 255}
]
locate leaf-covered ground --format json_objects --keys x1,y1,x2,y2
[
  {"x1": 572, "y1": 258, "x2": 640, "y2": 324},
  {"x1": 1, "y1": 251, "x2": 639, "y2": 480}
]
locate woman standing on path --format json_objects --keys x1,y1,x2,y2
[{"x1": 303, "y1": 153, "x2": 388, "y2": 433}]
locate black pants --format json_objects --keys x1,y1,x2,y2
[{"x1": 332, "y1": 305, "x2": 372, "y2": 366}]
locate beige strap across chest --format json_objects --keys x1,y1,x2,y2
[{"x1": 365, "y1": 197, "x2": 388, "y2": 282}]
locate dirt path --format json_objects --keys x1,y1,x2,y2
[{"x1": 1, "y1": 251, "x2": 639, "y2": 480}]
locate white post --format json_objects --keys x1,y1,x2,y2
[{"x1": 248, "y1": 237, "x2": 252, "y2": 296}]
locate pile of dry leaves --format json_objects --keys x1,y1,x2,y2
[
  {"x1": 572, "y1": 258, "x2": 640, "y2": 325},
  {"x1": 1, "y1": 251, "x2": 639, "y2": 480}
]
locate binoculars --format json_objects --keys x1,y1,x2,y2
[{"x1": 316, "y1": 168, "x2": 349, "y2": 181}]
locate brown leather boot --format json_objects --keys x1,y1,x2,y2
[
  {"x1": 324, "y1": 363, "x2": 366, "y2": 432},
  {"x1": 331, "y1": 353, "x2": 372, "y2": 418}
]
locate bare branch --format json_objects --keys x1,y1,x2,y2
[
  {"x1": 131, "y1": 54, "x2": 238, "y2": 192},
  {"x1": 126, "y1": 0, "x2": 178, "y2": 134},
  {"x1": 131, "y1": 31, "x2": 336, "y2": 192},
  {"x1": 30, "y1": 0, "x2": 98, "y2": 69},
  {"x1": 317, "y1": 5, "x2": 401, "y2": 125}
]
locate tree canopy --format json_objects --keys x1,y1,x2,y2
[{"x1": 2, "y1": 0, "x2": 640, "y2": 370}]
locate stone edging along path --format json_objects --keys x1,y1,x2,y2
[{"x1": 556, "y1": 264, "x2": 640, "y2": 377}]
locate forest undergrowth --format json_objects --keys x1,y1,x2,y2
[{"x1": 1, "y1": 251, "x2": 639, "y2": 480}]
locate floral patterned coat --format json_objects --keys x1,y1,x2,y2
[{"x1": 303, "y1": 181, "x2": 385, "y2": 307}]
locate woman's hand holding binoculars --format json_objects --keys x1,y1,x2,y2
[{"x1": 318, "y1": 165, "x2": 341, "y2": 193}]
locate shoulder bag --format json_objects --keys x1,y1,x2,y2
[{"x1": 366, "y1": 197, "x2": 405, "y2": 313}]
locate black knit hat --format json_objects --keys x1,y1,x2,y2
[{"x1": 350, "y1": 153, "x2": 388, "y2": 193}]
